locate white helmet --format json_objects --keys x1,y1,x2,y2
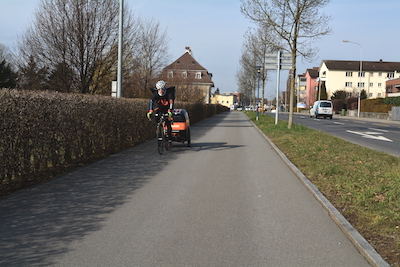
[{"x1": 156, "y1": 80, "x2": 166, "y2": 96}]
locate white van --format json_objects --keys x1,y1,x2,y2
[{"x1": 310, "y1": 100, "x2": 333, "y2": 119}]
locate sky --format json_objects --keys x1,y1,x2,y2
[{"x1": 1, "y1": 0, "x2": 400, "y2": 99}]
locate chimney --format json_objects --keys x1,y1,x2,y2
[{"x1": 185, "y1": 46, "x2": 192, "y2": 55}]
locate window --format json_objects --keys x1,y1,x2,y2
[
  {"x1": 378, "y1": 93, "x2": 382, "y2": 97},
  {"x1": 358, "y1": 82, "x2": 365, "y2": 88},
  {"x1": 369, "y1": 83, "x2": 373, "y2": 87},
  {"x1": 182, "y1": 71, "x2": 187, "y2": 78},
  {"x1": 368, "y1": 93, "x2": 373, "y2": 98},
  {"x1": 168, "y1": 71, "x2": 173, "y2": 78},
  {"x1": 196, "y1": 72, "x2": 202, "y2": 79},
  {"x1": 387, "y1": 72, "x2": 395, "y2": 78},
  {"x1": 378, "y1": 83, "x2": 382, "y2": 87},
  {"x1": 370, "y1": 72, "x2": 373, "y2": 77},
  {"x1": 345, "y1": 82, "x2": 352, "y2": 87},
  {"x1": 358, "y1": 72, "x2": 365, "y2": 77},
  {"x1": 346, "y1": 72, "x2": 352, "y2": 77},
  {"x1": 378, "y1": 72, "x2": 382, "y2": 77}
]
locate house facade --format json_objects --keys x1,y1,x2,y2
[
  {"x1": 305, "y1": 68, "x2": 319, "y2": 107},
  {"x1": 386, "y1": 78, "x2": 400, "y2": 97},
  {"x1": 295, "y1": 73, "x2": 307, "y2": 108},
  {"x1": 210, "y1": 93, "x2": 238, "y2": 108},
  {"x1": 158, "y1": 47, "x2": 214, "y2": 103},
  {"x1": 319, "y1": 60, "x2": 400, "y2": 100}
]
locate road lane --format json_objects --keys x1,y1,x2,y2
[
  {"x1": 273, "y1": 113, "x2": 400, "y2": 157},
  {"x1": 0, "y1": 111, "x2": 371, "y2": 266}
]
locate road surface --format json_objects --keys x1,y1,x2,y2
[{"x1": 0, "y1": 111, "x2": 372, "y2": 266}]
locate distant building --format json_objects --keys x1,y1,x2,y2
[
  {"x1": 319, "y1": 60, "x2": 400, "y2": 99},
  {"x1": 305, "y1": 68, "x2": 319, "y2": 107},
  {"x1": 158, "y1": 47, "x2": 214, "y2": 103},
  {"x1": 386, "y1": 78, "x2": 400, "y2": 97},
  {"x1": 210, "y1": 93, "x2": 238, "y2": 108}
]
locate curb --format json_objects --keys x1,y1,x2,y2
[{"x1": 250, "y1": 119, "x2": 391, "y2": 267}]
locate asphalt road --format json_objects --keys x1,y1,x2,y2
[
  {"x1": 269, "y1": 112, "x2": 400, "y2": 158},
  {"x1": 0, "y1": 111, "x2": 372, "y2": 266}
]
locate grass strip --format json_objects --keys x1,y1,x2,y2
[{"x1": 246, "y1": 112, "x2": 400, "y2": 266}]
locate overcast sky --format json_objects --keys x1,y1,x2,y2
[{"x1": 1, "y1": 0, "x2": 399, "y2": 99}]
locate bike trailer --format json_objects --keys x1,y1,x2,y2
[{"x1": 170, "y1": 109, "x2": 191, "y2": 145}]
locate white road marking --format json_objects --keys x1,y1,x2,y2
[
  {"x1": 369, "y1": 128, "x2": 388, "y2": 132},
  {"x1": 346, "y1": 130, "x2": 393, "y2": 142}
]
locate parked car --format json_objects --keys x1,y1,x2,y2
[
  {"x1": 310, "y1": 100, "x2": 333, "y2": 119},
  {"x1": 237, "y1": 106, "x2": 243, "y2": 111}
]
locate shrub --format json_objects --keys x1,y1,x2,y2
[
  {"x1": 383, "y1": 96, "x2": 400, "y2": 106},
  {"x1": 331, "y1": 99, "x2": 344, "y2": 114},
  {"x1": 346, "y1": 97, "x2": 358, "y2": 110}
]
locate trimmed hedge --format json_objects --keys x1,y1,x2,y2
[
  {"x1": 383, "y1": 96, "x2": 400, "y2": 106},
  {"x1": 361, "y1": 98, "x2": 393, "y2": 113},
  {"x1": 0, "y1": 89, "x2": 228, "y2": 195}
]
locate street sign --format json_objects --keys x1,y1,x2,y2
[
  {"x1": 280, "y1": 64, "x2": 292, "y2": 70},
  {"x1": 265, "y1": 58, "x2": 277, "y2": 64}
]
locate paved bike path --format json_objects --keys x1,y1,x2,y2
[{"x1": 0, "y1": 111, "x2": 383, "y2": 266}]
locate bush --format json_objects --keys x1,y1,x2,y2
[
  {"x1": 0, "y1": 89, "x2": 228, "y2": 195},
  {"x1": 383, "y1": 96, "x2": 400, "y2": 106},
  {"x1": 331, "y1": 99, "x2": 344, "y2": 114},
  {"x1": 361, "y1": 98, "x2": 393, "y2": 113},
  {"x1": 346, "y1": 97, "x2": 358, "y2": 110}
]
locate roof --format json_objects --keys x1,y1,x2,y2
[
  {"x1": 165, "y1": 52, "x2": 207, "y2": 71},
  {"x1": 322, "y1": 60, "x2": 400, "y2": 72},
  {"x1": 306, "y1": 68, "x2": 319, "y2": 78},
  {"x1": 159, "y1": 50, "x2": 214, "y2": 85}
]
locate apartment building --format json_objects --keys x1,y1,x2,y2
[
  {"x1": 319, "y1": 60, "x2": 400, "y2": 99},
  {"x1": 305, "y1": 68, "x2": 319, "y2": 107}
]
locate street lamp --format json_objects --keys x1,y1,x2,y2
[
  {"x1": 256, "y1": 66, "x2": 261, "y2": 121},
  {"x1": 342, "y1": 40, "x2": 362, "y2": 117}
]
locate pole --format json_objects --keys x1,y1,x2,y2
[
  {"x1": 256, "y1": 67, "x2": 261, "y2": 121},
  {"x1": 117, "y1": 0, "x2": 124, "y2": 98},
  {"x1": 275, "y1": 51, "x2": 281, "y2": 125}
]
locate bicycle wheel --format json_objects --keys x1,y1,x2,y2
[
  {"x1": 164, "y1": 123, "x2": 170, "y2": 151},
  {"x1": 157, "y1": 123, "x2": 164, "y2": 155}
]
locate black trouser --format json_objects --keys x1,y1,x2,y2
[{"x1": 154, "y1": 109, "x2": 172, "y2": 140}]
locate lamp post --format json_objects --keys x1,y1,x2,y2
[
  {"x1": 343, "y1": 40, "x2": 362, "y2": 117},
  {"x1": 256, "y1": 66, "x2": 261, "y2": 121}
]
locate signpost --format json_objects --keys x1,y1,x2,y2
[{"x1": 264, "y1": 51, "x2": 292, "y2": 124}]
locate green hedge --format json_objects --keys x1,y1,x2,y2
[
  {"x1": 383, "y1": 96, "x2": 400, "y2": 106},
  {"x1": 0, "y1": 89, "x2": 228, "y2": 195}
]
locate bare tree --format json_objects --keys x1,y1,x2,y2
[
  {"x1": 236, "y1": 43, "x2": 258, "y2": 106},
  {"x1": 17, "y1": 0, "x2": 137, "y2": 94},
  {"x1": 123, "y1": 18, "x2": 170, "y2": 98},
  {"x1": 241, "y1": 0, "x2": 332, "y2": 128}
]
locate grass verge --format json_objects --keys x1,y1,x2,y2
[{"x1": 247, "y1": 112, "x2": 400, "y2": 266}]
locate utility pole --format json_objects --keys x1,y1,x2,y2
[{"x1": 117, "y1": 0, "x2": 124, "y2": 98}]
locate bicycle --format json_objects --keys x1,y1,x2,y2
[{"x1": 154, "y1": 113, "x2": 171, "y2": 155}]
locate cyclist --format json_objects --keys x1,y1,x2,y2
[{"x1": 147, "y1": 80, "x2": 175, "y2": 145}]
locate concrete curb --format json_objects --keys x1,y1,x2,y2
[{"x1": 250, "y1": 119, "x2": 390, "y2": 267}]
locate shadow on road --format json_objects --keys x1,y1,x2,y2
[{"x1": 0, "y1": 111, "x2": 243, "y2": 266}]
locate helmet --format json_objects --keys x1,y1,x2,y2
[{"x1": 156, "y1": 80, "x2": 166, "y2": 96}]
